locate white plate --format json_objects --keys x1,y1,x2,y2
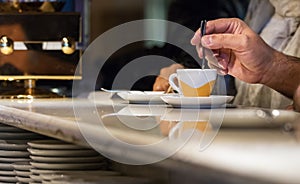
[
  {"x1": 27, "y1": 148, "x2": 99, "y2": 157},
  {"x1": 100, "y1": 88, "x2": 134, "y2": 94},
  {"x1": 30, "y1": 162, "x2": 106, "y2": 170},
  {"x1": 30, "y1": 174, "x2": 43, "y2": 182},
  {"x1": 0, "y1": 132, "x2": 44, "y2": 140},
  {"x1": 0, "y1": 163, "x2": 13, "y2": 170},
  {"x1": 16, "y1": 176, "x2": 34, "y2": 183},
  {"x1": 28, "y1": 140, "x2": 88, "y2": 150},
  {"x1": 30, "y1": 169, "x2": 113, "y2": 175},
  {"x1": 161, "y1": 95, "x2": 234, "y2": 108},
  {"x1": 0, "y1": 150, "x2": 30, "y2": 158},
  {"x1": 40, "y1": 171, "x2": 120, "y2": 181},
  {"x1": 99, "y1": 88, "x2": 146, "y2": 97},
  {"x1": 0, "y1": 140, "x2": 30, "y2": 144},
  {"x1": 12, "y1": 162, "x2": 33, "y2": 171},
  {"x1": 49, "y1": 176, "x2": 151, "y2": 184},
  {"x1": 0, "y1": 176, "x2": 17, "y2": 182},
  {"x1": 15, "y1": 170, "x2": 32, "y2": 177},
  {"x1": 0, "y1": 170, "x2": 15, "y2": 176},
  {"x1": 30, "y1": 155, "x2": 104, "y2": 163},
  {"x1": 117, "y1": 91, "x2": 167, "y2": 104},
  {"x1": 0, "y1": 157, "x2": 30, "y2": 163},
  {"x1": 0, "y1": 143, "x2": 28, "y2": 151}
]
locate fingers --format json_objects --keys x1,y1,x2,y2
[
  {"x1": 153, "y1": 76, "x2": 169, "y2": 91},
  {"x1": 202, "y1": 34, "x2": 249, "y2": 51},
  {"x1": 191, "y1": 18, "x2": 245, "y2": 45},
  {"x1": 160, "y1": 64, "x2": 184, "y2": 78},
  {"x1": 205, "y1": 18, "x2": 244, "y2": 34},
  {"x1": 191, "y1": 29, "x2": 201, "y2": 45},
  {"x1": 153, "y1": 64, "x2": 184, "y2": 91}
]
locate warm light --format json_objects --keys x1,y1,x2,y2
[
  {"x1": 61, "y1": 37, "x2": 75, "y2": 54},
  {"x1": 0, "y1": 35, "x2": 14, "y2": 55}
]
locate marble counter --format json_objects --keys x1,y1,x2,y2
[{"x1": 0, "y1": 92, "x2": 299, "y2": 184}]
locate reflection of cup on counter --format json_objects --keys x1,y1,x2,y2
[
  {"x1": 168, "y1": 121, "x2": 211, "y2": 140},
  {"x1": 169, "y1": 69, "x2": 217, "y2": 97},
  {"x1": 159, "y1": 108, "x2": 211, "y2": 139}
]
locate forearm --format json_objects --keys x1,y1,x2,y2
[{"x1": 262, "y1": 51, "x2": 300, "y2": 99}]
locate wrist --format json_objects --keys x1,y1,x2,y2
[
  {"x1": 261, "y1": 51, "x2": 299, "y2": 98},
  {"x1": 259, "y1": 49, "x2": 280, "y2": 86}
]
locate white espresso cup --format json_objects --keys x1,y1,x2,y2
[{"x1": 169, "y1": 69, "x2": 217, "y2": 97}]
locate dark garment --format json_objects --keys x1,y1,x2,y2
[
  {"x1": 100, "y1": 0, "x2": 250, "y2": 92},
  {"x1": 168, "y1": 0, "x2": 249, "y2": 31}
]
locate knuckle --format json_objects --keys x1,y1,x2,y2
[{"x1": 239, "y1": 35, "x2": 251, "y2": 49}]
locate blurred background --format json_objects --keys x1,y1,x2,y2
[{"x1": 0, "y1": 0, "x2": 250, "y2": 98}]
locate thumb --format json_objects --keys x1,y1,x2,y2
[{"x1": 202, "y1": 34, "x2": 248, "y2": 51}]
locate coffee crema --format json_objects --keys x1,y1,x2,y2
[{"x1": 179, "y1": 80, "x2": 216, "y2": 97}]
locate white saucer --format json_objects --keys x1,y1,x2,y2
[
  {"x1": 28, "y1": 140, "x2": 88, "y2": 150},
  {"x1": 14, "y1": 170, "x2": 32, "y2": 177},
  {"x1": 49, "y1": 176, "x2": 151, "y2": 184},
  {"x1": 12, "y1": 162, "x2": 33, "y2": 171},
  {"x1": 0, "y1": 176, "x2": 17, "y2": 182},
  {"x1": 0, "y1": 142, "x2": 28, "y2": 151},
  {"x1": 0, "y1": 140, "x2": 30, "y2": 144},
  {"x1": 0, "y1": 150, "x2": 30, "y2": 158},
  {"x1": 0, "y1": 170, "x2": 15, "y2": 176},
  {"x1": 0, "y1": 157, "x2": 30, "y2": 163},
  {"x1": 0, "y1": 163, "x2": 13, "y2": 170},
  {"x1": 30, "y1": 162, "x2": 106, "y2": 170},
  {"x1": 27, "y1": 148, "x2": 99, "y2": 157},
  {"x1": 16, "y1": 176, "x2": 34, "y2": 183},
  {"x1": 29, "y1": 174, "x2": 42, "y2": 182},
  {"x1": 40, "y1": 171, "x2": 120, "y2": 181},
  {"x1": 30, "y1": 155, "x2": 104, "y2": 163},
  {"x1": 0, "y1": 132, "x2": 44, "y2": 140},
  {"x1": 117, "y1": 91, "x2": 167, "y2": 104},
  {"x1": 161, "y1": 95, "x2": 234, "y2": 108},
  {"x1": 30, "y1": 169, "x2": 116, "y2": 175}
]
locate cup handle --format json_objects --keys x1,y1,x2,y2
[
  {"x1": 168, "y1": 121, "x2": 183, "y2": 140},
  {"x1": 169, "y1": 73, "x2": 182, "y2": 94}
]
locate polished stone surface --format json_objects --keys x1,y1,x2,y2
[{"x1": 0, "y1": 92, "x2": 299, "y2": 183}]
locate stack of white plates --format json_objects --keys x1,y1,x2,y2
[
  {"x1": 12, "y1": 161, "x2": 34, "y2": 183},
  {"x1": 27, "y1": 139, "x2": 108, "y2": 183},
  {"x1": 0, "y1": 123, "x2": 45, "y2": 184}
]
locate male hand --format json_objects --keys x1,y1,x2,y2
[{"x1": 191, "y1": 18, "x2": 276, "y2": 85}]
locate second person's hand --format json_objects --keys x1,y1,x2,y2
[{"x1": 153, "y1": 64, "x2": 184, "y2": 91}]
